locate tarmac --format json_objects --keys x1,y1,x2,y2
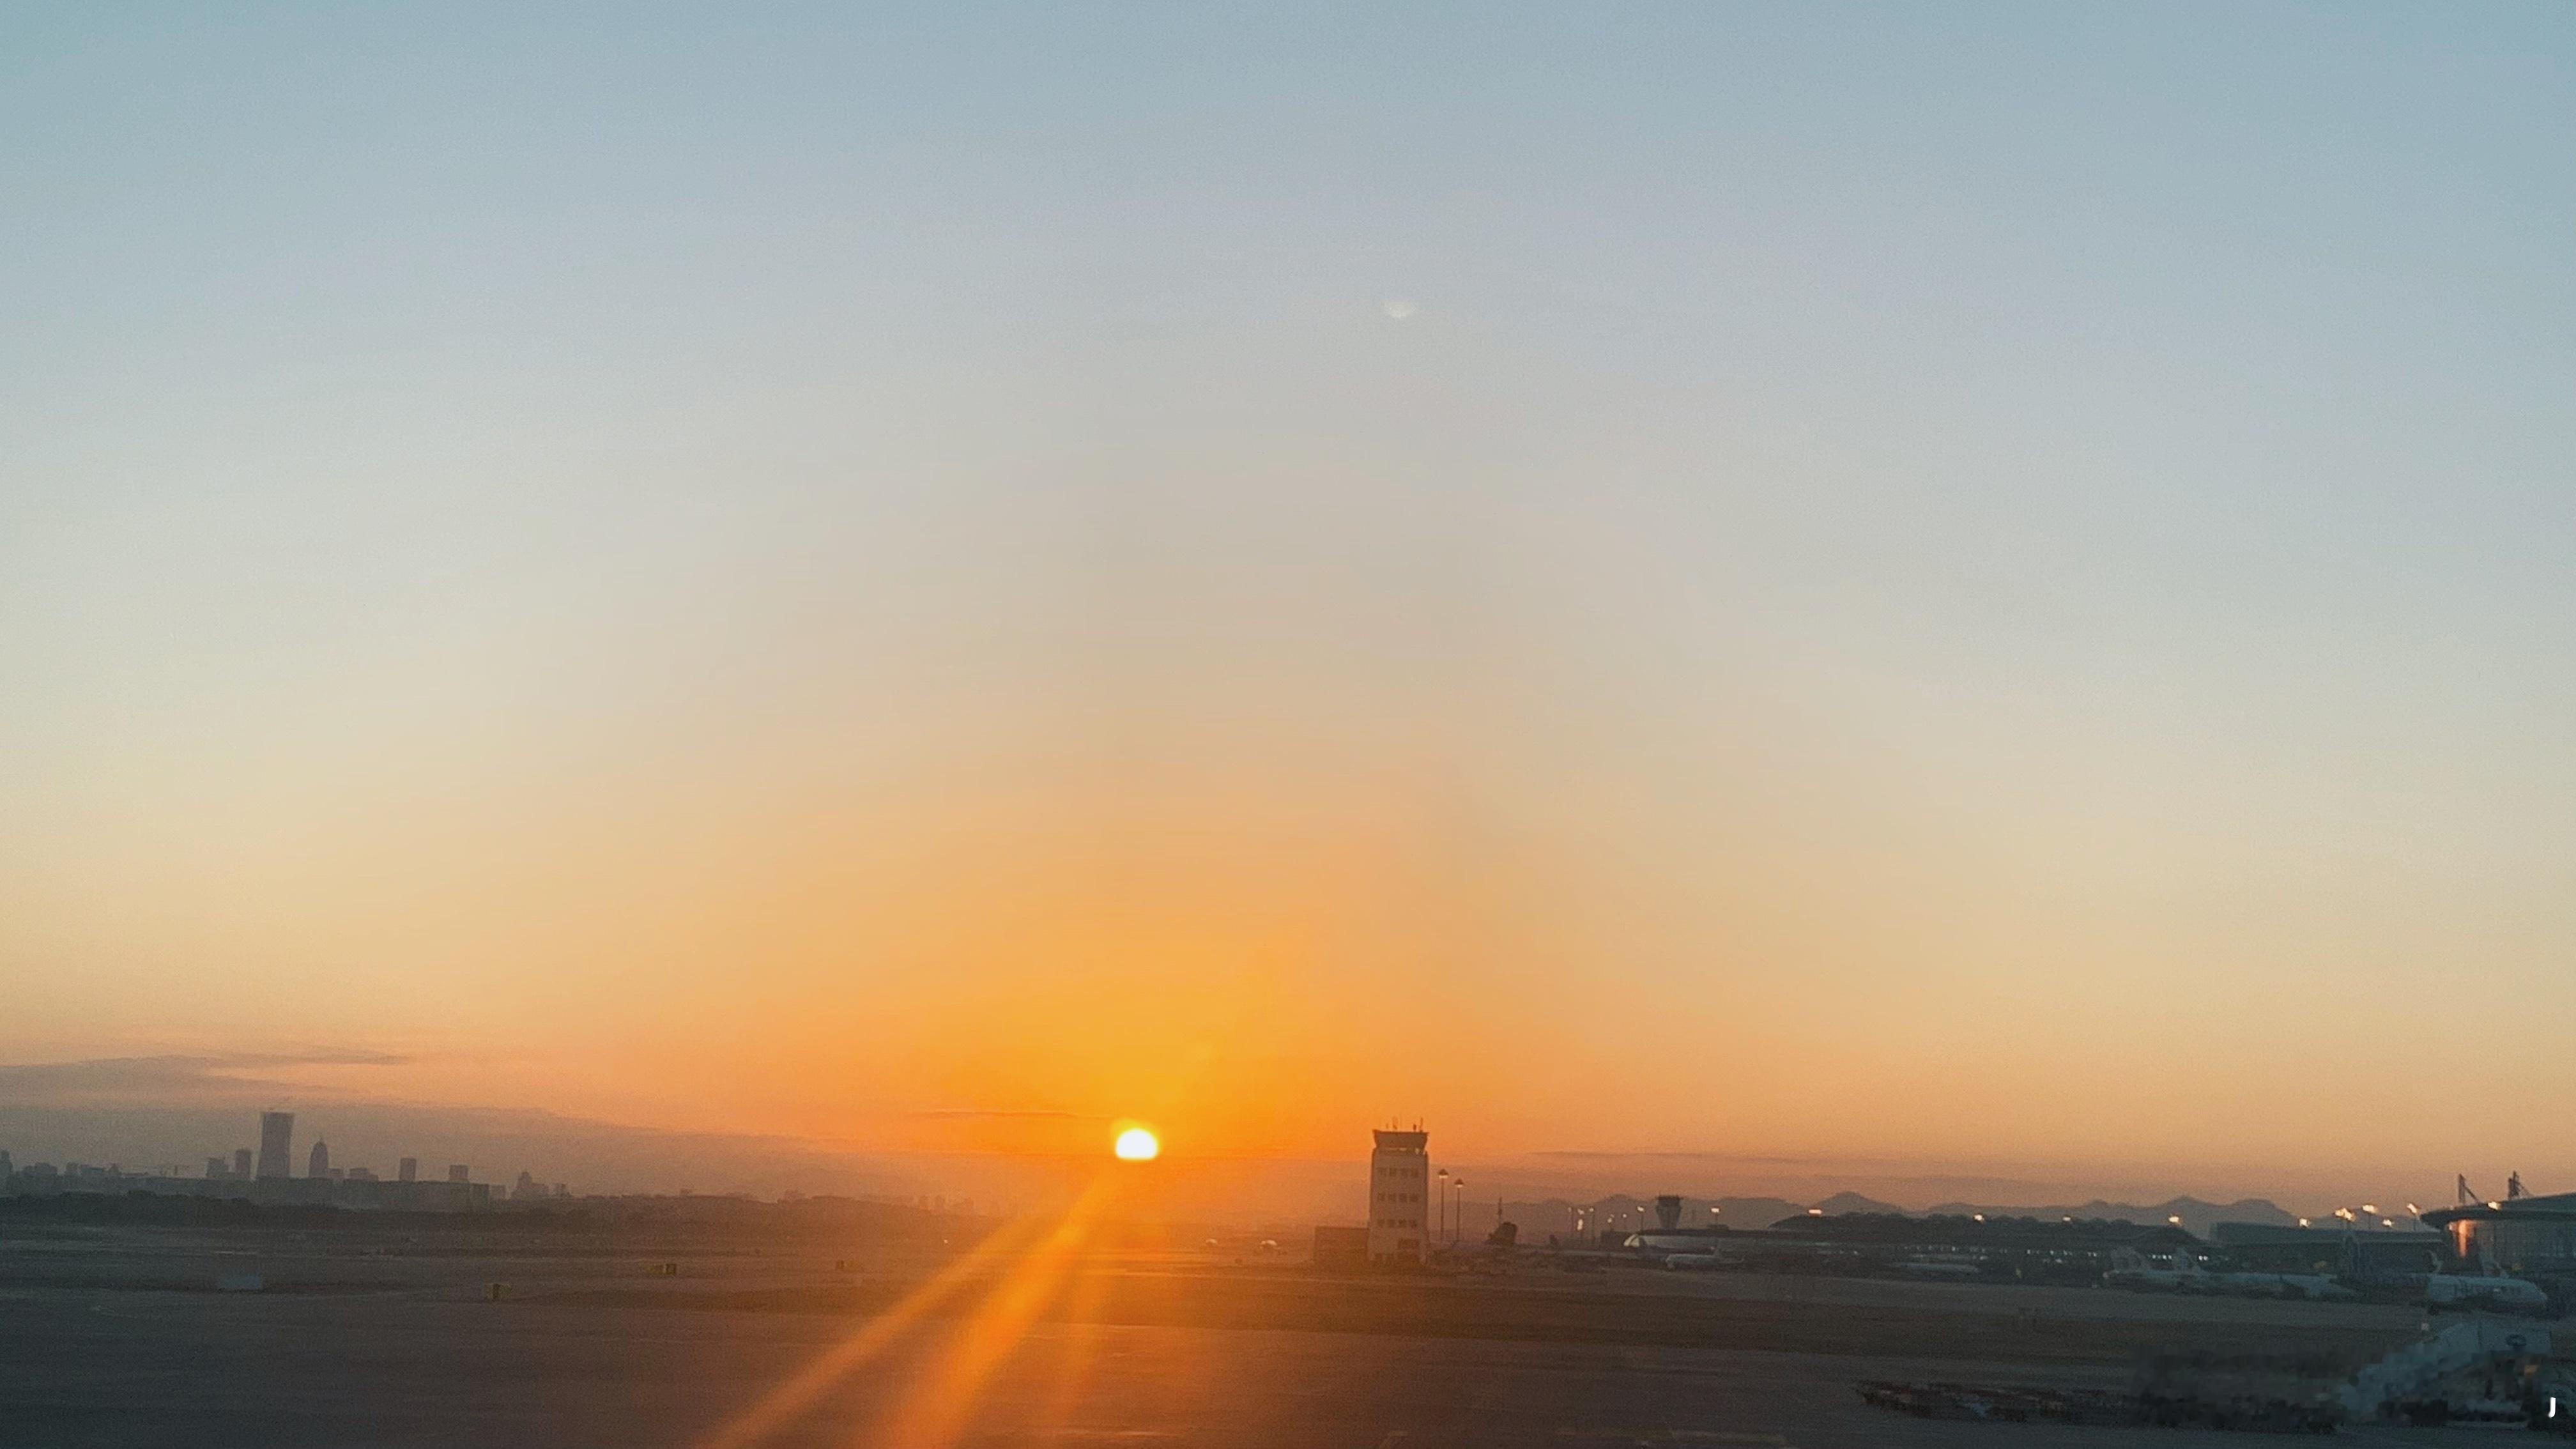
[{"x1": 0, "y1": 1222, "x2": 2547, "y2": 1448}]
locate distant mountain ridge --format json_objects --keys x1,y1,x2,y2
[
  {"x1": 1917, "y1": 1197, "x2": 2298, "y2": 1238},
  {"x1": 1771, "y1": 1192, "x2": 2301, "y2": 1238},
  {"x1": 1499, "y1": 1192, "x2": 2306, "y2": 1239},
  {"x1": 1811, "y1": 1191, "x2": 1905, "y2": 1216}
]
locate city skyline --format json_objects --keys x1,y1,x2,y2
[
  {"x1": 4, "y1": 1103, "x2": 503, "y2": 1193},
  {"x1": 0, "y1": 1071, "x2": 2540, "y2": 1229},
  {"x1": 3, "y1": 1104, "x2": 2509, "y2": 1249}
]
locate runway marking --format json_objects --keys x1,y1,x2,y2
[{"x1": 1556, "y1": 1423, "x2": 1782, "y2": 1433}]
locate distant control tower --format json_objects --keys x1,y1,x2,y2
[
  {"x1": 1367, "y1": 1128, "x2": 1430, "y2": 1265},
  {"x1": 255, "y1": 1112, "x2": 295, "y2": 1180}
]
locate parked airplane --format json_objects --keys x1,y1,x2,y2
[
  {"x1": 2105, "y1": 1246, "x2": 2356, "y2": 1300},
  {"x1": 1895, "y1": 1260, "x2": 1984, "y2": 1281},
  {"x1": 2104, "y1": 1245, "x2": 2209, "y2": 1292},
  {"x1": 2218, "y1": 1269, "x2": 2357, "y2": 1302},
  {"x1": 1625, "y1": 1231, "x2": 1722, "y2": 1255},
  {"x1": 2426, "y1": 1271, "x2": 2550, "y2": 1316}
]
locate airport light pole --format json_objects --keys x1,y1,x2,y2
[{"x1": 1436, "y1": 1168, "x2": 1448, "y2": 1243}]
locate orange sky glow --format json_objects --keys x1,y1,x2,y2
[{"x1": 8, "y1": 4, "x2": 2574, "y2": 1216}]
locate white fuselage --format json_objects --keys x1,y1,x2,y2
[{"x1": 2426, "y1": 1274, "x2": 2550, "y2": 1315}]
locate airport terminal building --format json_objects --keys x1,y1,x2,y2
[
  {"x1": 2421, "y1": 1191, "x2": 2576, "y2": 1278},
  {"x1": 2206, "y1": 1221, "x2": 2443, "y2": 1290}
]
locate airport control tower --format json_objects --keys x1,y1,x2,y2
[
  {"x1": 255, "y1": 1111, "x2": 295, "y2": 1180},
  {"x1": 1367, "y1": 1128, "x2": 1430, "y2": 1265}
]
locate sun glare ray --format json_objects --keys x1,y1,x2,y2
[
  {"x1": 690, "y1": 1211, "x2": 1056, "y2": 1449},
  {"x1": 1029, "y1": 1248, "x2": 1119, "y2": 1441},
  {"x1": 847, "y1": 1170, "x2": 1124, "y2": 1448}
]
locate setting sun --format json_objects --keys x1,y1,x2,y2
[{"x1": 1112, "y1": 1126, "x2": 1160, "y2": 1162}]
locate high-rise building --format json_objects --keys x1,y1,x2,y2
[
  {"x1": 256, "y1": 1112, "x2": 295, "y2": 1180},
  {"x1": 1367, "y1": 1128, "x2": 1430, "y2": 1265},
  {"x1": 307, "y1": 1140, "x2": 330, "y2": 1179},
  {"x1": 397, "y1": 1157, "x2": 418, "y2": 1183},
  {"x1": 233, "y1": 1148, "x2": 254, "y2": 1177},
  {"x1": 205, "y1": 1156, "x2": 227, "y2": 1179},
  {"x1": 447, "y1": 1164, "x2": 470, "y2": 1183}
]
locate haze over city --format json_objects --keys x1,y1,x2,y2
[{"x1": 8, "y1": 3, "x2": 2574, "y2": 1221}]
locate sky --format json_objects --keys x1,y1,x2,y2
[{"x1": 4, "y1": 3, "x2": 2573, "y2": 1208}]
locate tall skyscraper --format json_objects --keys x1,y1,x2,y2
[
  {"x1": 447, "y1": 1164, "x2": 469, "y2": 1183},
  {"x1": 233, "y1": 1148, "x2": 254, "y2": 1177},
  {"x1": 397, "y1": 1157, "x2": 418, "y2": 1183},
  {"x1": 205, "y1": 1156, "x2": 227, "y2": 1179},
  {"x1": 255, "y1": 1112, "x2": 295, "y2": 1180},
  {"x1": 1367, "y1": 1128, "x2": 1430, "y2": 1265},
  {"x1": 307, "y1": 1140, "x2": 329, "y2": 1178}
]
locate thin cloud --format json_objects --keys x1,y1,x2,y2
[
  {"x1": 906, "y1": 1109, "x2": 1094, "y2": 1121},
  {"x1": 0, "y1": 1052, "x2": 413, "y2": 1107}
]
